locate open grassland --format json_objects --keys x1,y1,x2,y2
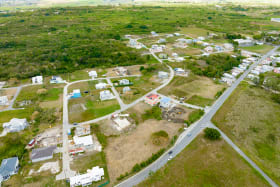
[
  {"x1": 212, "y1": 82, "x2": 280, "y2": 184},
  {"x1": 159, "y1": 73, "x2": 226, "y2": 106},
  {"x1": 241, "y1": 44, "x2": 275, "y2": 54},
  {"x1": 138, "y1": 135, "x2": 269, "y2": 187}
]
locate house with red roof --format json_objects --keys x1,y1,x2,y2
[{"x1": 145, "y1": 94, "x2": 160, "y2": 106}]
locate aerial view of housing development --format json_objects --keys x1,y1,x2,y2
[{"x1": 0, "y1": 0, "x2": 280, "y2": 186}]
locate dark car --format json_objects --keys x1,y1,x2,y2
[
  {"x1": 73, "y1": 123, "x2": 78, "y2": 126},
  {"x1": 168, "y1": 151, "x2": 173, "y2": 155}
]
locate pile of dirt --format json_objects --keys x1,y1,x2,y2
[{"x1": 37, "y1": 88, "x2": 47, "y2": 94}]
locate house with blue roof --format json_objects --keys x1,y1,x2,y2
[
  {"x1": 0, "y1": 157, "x2": 19, "y2": 184},
  {"x1": 160, "y1": 97, "x2": 172, "y2": 108},
  {"x1": 71, "y1": 89, "x2": 81, "y2": 99}
]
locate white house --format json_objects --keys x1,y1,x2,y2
[
  {"x1": 158, "y1": 38, "x2": 166, "y2": 43},
  {"x1": 151, "y1": 31, "x2": 158, "y2": 37},
  {"x1": 123, "y1": 86, "x2": 131, "y2": 93},
  {"x1": 3, "y1": 118, "x2": 29, "y2": 133},
  {"x1": 234, "y1": 39, "x2": 255, "y2": 47},
  {"x1": 50, "y1": 76, "x2": 65, "y2": 84},
  {"x1": 32, "y1": 76, "x2": 43, "y2": 84},
  {"x1": 158, "y1": 71, "x2": 169, "y2": 79},
  {"x1": 119, "y1": 79, "x2": 130, "y2": 85},
  {"x1": 88, "y1": 71, "x2": 97, "y2": 78},
  {"x1": 150, "y1": 45, "x2": 164, "y2": 53},
  {"x1": 73, "y1": 135, "x2": 93, "y2": 149},
  {"x1": 204, "y1": 46, "x2": 214, "y2": 53},
  {"x1": 197, "y1": 36, "x2": 205, "y2": 41},
  {"x1": 174, "y1": 68, "x2": 185, "y2": 74},
  {"x1": 271, "y1": 18, "x2": 280, "y2": 23},
  {"x1": 100, "y1": 90, "x2": 115, "y2": 101},
  {"x1": 70, "y1": 166, "x2": 104, "y2": 187},
  {"x1": 223, "y1": 43, "x2": 234, "y2": 50},
  {"x1": 0, "y1": 96, "x2": 8, "y2": 106},
  {"x1": 95, "y1": 83, "x2": 108, "y2": 90}
]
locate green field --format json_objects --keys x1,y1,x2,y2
[
  {"x1": 213, "y1": 82, "x2": 280, "y2": 184},
  {"x1": 241, "y1": 44, "x2": 274, "y2": 54},
  {"x1": 68, "y1": 80, "x2": 120, "y2": 123},
  {"x1": 14, "y1": 84, "x2": 64, "y2": 108},
  {"x1": 138, "y1": 135, "x2": 269, "y2": 187}
]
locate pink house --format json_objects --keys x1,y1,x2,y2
[
  {"x1": 274, "y1": 68, "x2": 280, "y2": 74},
  {"x1": 145, "y1": 94, "x2": 160, "y2": 106}
]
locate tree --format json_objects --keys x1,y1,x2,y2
[{"x1": 204, "y1": 128, "x2": 221, "y2": 140}]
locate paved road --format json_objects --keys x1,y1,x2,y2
[
  {"x1": 107, "y1": 78, "x2": 127, "y2": 110},
  {"x1": 115, "y1": 46, "x2": 280, "y2": 187},
  {"x1": 0, "y1": 83, "x2": 32, "y2": 112}
]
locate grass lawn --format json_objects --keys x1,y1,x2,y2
[
  {"x1": 212, "y1": 82, "x2": 280, "y2": 184},
  {"x1": 0, "y1": 109, "x2": 33, "y2": 124},
  {"x1": 14, "y1": 84, "x2": 64, "y2": 108},
  {"x1": 240, "y1": 44, "x2": 274, "y2": 54},
  {"x1": 179, "y1": 27, "x2": 211, "y2": 37},
  {"x1": 159, "y1": 73, "x2": 225, "y2": 106},
  {"x1": 60, "y1": 69, "x2": 91, "y2": 82},
  {"x1": 138, "y1": 135, "x2": 269, "y2": 187},
  {"x1": 68, "y1": 90, "x2": 120, "y2": 123},
  {"x1": 186, "y1": 95, "x2": 214, "y2": 107}
]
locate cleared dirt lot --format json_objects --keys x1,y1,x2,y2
[
  {"x1": 159, "y1": 73, "x2": 226, "y2": 107},
  {"x1": 105, "y1": 119, "x2": 182, "y2": 184}
]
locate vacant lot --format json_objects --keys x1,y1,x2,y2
[
  {"x1": 213, "y1": 82, "x2": 280, "y2": 184},
  {"x1": 69, "y1": 94, "x2": 120, "y2": 123},
  {"x1": 105, "y1": 119, "x2": 182, "y2": 185},
  {"x1": 179, "y1": 27, "x2": 210, "y2": 38},
  {"x1": 159, "y1": 73, "x2": 226, "y2": 106},
  {"x1": 14, "y1": 84, "x2": 64, "y2": 108},
  {"x1": 113, "y1": 76, "x2": 161, "y2": 104},
  {"x1": 138, "y1": 135, "x2": 269, "y2": 187},
  {"x1": 241, "y1": 44, "x2": 274, "y2": 54}
]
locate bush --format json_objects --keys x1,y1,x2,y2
[
  {"x1": 186, "y1": 109, "x2": 204, "y2": 125},
  {"x1": 142, "y1": 106, "x2": 162, "y2": 121},
  {"x1": 152, "y1": 130, "x2": 168, "y2": 138},
  {"x1": 204, "y1": 128, "x2": 221, "y2": 140}
]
